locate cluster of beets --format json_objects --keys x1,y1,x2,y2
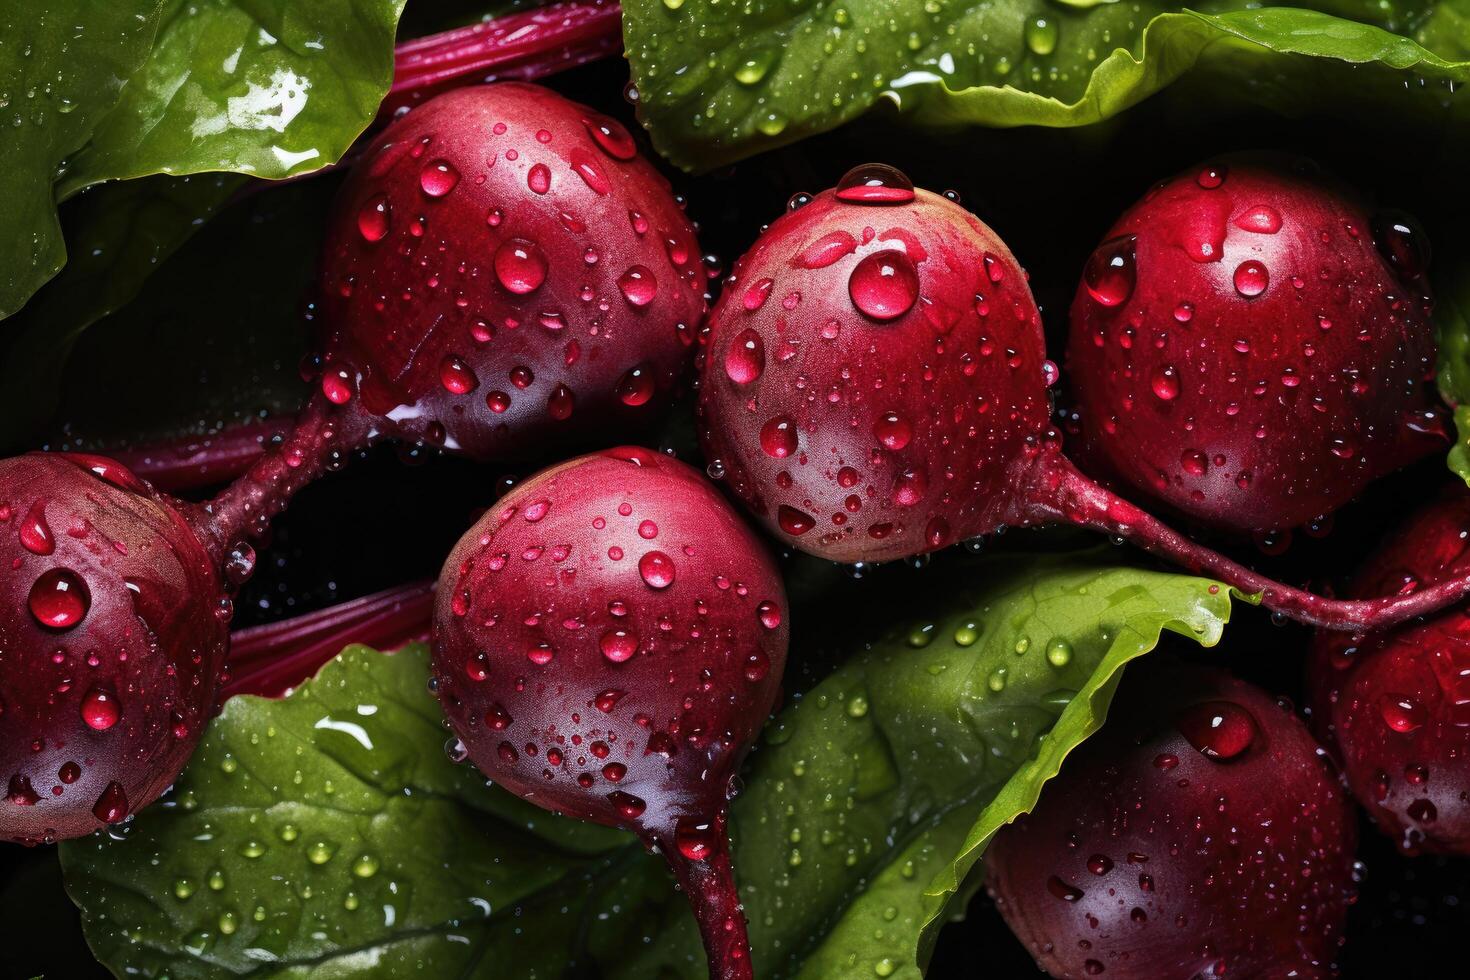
[{"x1": 2, "y1": 80, "x2": 1468, "y2": 979}]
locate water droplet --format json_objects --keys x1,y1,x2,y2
[
  {"x1": 639, "y1": 551, "x2": 676, "y2": 589},
  {"x1": 849, "y1": 249, "x2": 919, "y2": 320},
  {"x1": 547, "y1": 384, "x2": 575, "y2": 420},
  {"x1": 29, "y1": 568, "x2": 90, "y2": 629},
  {"x1": 724, "y1": 328, "x2": 766, "y2": 383},
  {"x1": 675, "y1": 816, "x2": 718, "y2": 861},
  {"x1": 1176, "y1": 700, "x2": 1257, "y2": 760},
  {"x1": 1083, "y1": 235, "x2": 1137, "y2": 307},
  {"x1": 760, "y1": 416, "x2": 798, "y2": 458},
  {"x1": 1197, "y1": 165, "x2": 1227, "y2": 189},
  {"x1": 1047, "y1": 876, "x2": 1084, "y2": 902},
  {"x1": 1233, "y1": 206, "x2": 1282, "y2": 234},
  {"x1": 357, "y1": 194, "x2": 390, "y2": 241},
  {"x1": 608, "y1": 790, "x2": 646, "y2": 819},
  {"x1": 600, "y1": 629, "x2": 639, "y2": 662},
  {"x1": 81, "y1": 687, "x2": 120, "y2": 730},
  {"x1": 418, "y1": 159, "x2": 459, "y2": 197},
  {"x1": 834, "y1": 163, "x2": 915, "y2": 204},
  {"x1": 1379, "y1": 694, "x2": 1426, "y2": 733},
  {"x1": 873, "y1": 411, "x2": 913, "y2": 450},
  {"x1": 494, "y1": 238, "x2": 548, "y2": 294},
  {"x1": 616, "y1": 364, "x2": 656, "y2": 406},
  {"x1": 439, "y1": 355, "x2": 478, "y2": 394},
  {"x1": 583, "y1": 113, "x2": 636, "y2": 160},
  {"x1": 19, "y1": 500, "x2": 53, "y2": 555},
  {"x1": 778, "y1": 506, "x2": 815, "y2": 536},
  {"x1": 92, "y1": 781, "x2": 129, "y2": 823},
  {"x1": 1233, "y1": 260, "x2": 1269, "y2": 297},
  {"x1": 527, "y1": 162, "x2": 552, "y2": 194},
  {"x1": 618, "y1": 265, "x2": 658, "y2": 306},
  {"x1": 1373, "y1": 211, "x2": 1430, "y2": 280},
  {"x1": 1025, "y1": 16, "x2": 1058, "y2": 55},
  {"x1": 1150, "y1": 365, "x2": 1180, "y2": 401}
]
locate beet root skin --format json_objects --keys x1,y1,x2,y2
[
  {"x1": 431, "y1": 447, "x2": 787, "y2": 978},
  {"x1": 697, "y1": 185, "x2": 1051, "y2": 563},
  {"x1": 318, "y1": 82, "x2": 705, "y2": 462},
  {"x1": 1067, "y1": 153, "x2": 1440, "y2": 536},
  {"x1": 1311, "y1": 491, "x2": 1470, "y2": 854},
  {"x1": 986, "y1": 663, "x2": 1358, "y2": 979},
  {"x1": 0, "y1": 454, "x2": 228, "y2": 844}
]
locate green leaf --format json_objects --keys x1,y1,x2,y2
[
  {"x1": 621, "y1": 0, "x2": 1470, "y2": 171},
  {"x1": 1437, "y1": 249, "x2": 1470, "y2": 484},
  {"x1": 0, "y1": 1, "x2": 165, "y2": 319},
  {"x1": 620, "y1": 553, "x2": 1230, "y2": 978},
  {"x1": 61, "y1": 555, "x2": 1229, "y2": 978},
  {"x1": 0, "y1": 0, "x2": 404, "y2": 320}
]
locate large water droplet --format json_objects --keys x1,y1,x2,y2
[
  {"x1": 835, "y1": 163, "x2": 915, "y2": 204},
  {"x1": 616, "y1": 364, "x2": 655, "y2": 406},
  {"x1": 494, "y1": 238, "x2": 548, "y2": 294},
  {"x1": 527, "y1": 162, "x2": 552, "y2": 194},
  {"x1": 1233, "y1": 260, "x2": 1269, "y2": 298},
  {"x1": 873, "y1": 411, "x2": 913, "y2": 450},
  {"x1": 724, "y1": 328, "x2": 766, "y2": 383},
  {"x1": 1373, "y1": 211, "x2": 1430, "y2": 280},
  {"x1": 92, "y1": 781, "x2": 129, "y2": 823},
  {"x1": 639, "y1": 551, "x2": 676, "y2": 589},
  {"x1": 81, "y1": 686, "x2": 121, "y2": 731},
  {"x1": 19, "y1": 499, "x2": 53, "y2": 555},
  {"x1": 760, "y1": 416, "x2": 798, "y2": 458},
  {"x1": 418, "y1": 159, "x2": 460, "y2": 197},
  {"x1": 1083, "y1": 235, "x2": 1136, "y2": 307},
  {"x1": 583, "y1": 113, "x2": 637, "y2": 160},
  {"x1": 778, "y1": 506, "x2": 815, "y2": 536},
  {"x1": 29, "y1": 568, "x2": 90, "y2": 630},
  {"x1": 600, "y1": 629, "x2": 639, "y2": 662},
  {"x1": 357, "y1": 194, "x2": 391, "y2": 242},
  {"x1": 439, "y1": 355, "x2": 479, "y2": 395},
  {"x1": 1175, "y1": 700, "x2": 1257, "y2": 760},
  {"x1": 618, "y1": 265, "x2": 658, "y2": 307},
  {"x1": 849, "y1": 249, "x2": 918, "y2": 321}
]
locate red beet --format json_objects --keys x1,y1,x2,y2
[
  {"x1": 986, "y1": 662, "x2": 1358, "y2": 978},
  {"x1": 316, "y1": 81, "x2": 704, "y2": 461},
  {"x1": 1310, "y1": 490, "x2": 1470, "y2": 854},
  {"x1": 431, "y1": 447, "x2": 787, "y2": 980},
  {"x1": 0, "y1": 455, "x2": 224, "y2": 844},
  {"x1": 696, "y1": 163, "x2": 1468, "y2": 631},
  {"x1": 1067, "y1": 153, "x2": 1440, "y2": 538},
  {"x1": 0, "y1": 409, "x2": 350, "y2": 844}
]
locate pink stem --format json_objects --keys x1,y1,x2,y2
[
  {"x1": 189, "y1": 397, "x2": 369, "y2": 562},
  {"x1": 223, "y1": 581, "x2": 434, "y2": 699},
  {"x1": 110, "y1": 416, "x2": 294, "y2": 492},
  {"x1": 654, "y1": 816, "x2": 754, "y2": 980},
  {"x1": 1027, "y1": 455, "x2": 1470, "y2": 632},
  {"x1": 382, "y1": 1, "x2": 624, "y2": 120}
]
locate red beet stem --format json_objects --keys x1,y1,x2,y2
[
  {"x1": 191, "y1": 398, "x2": 367, "y2": 560},
  {"x1": 110, "y1": 415, "x2": 294, "y2": 492},
  {"x1": 656, "y1": 818, "x2": 754, "y2": 980},
  {"x1": 381, "y1": 1, "x2": 623, "y2": 120},
  {"x1": 223, "y1": 580, "x2": 434, "y2": 699},
  {"x1": 1029, "y1": 455, "x2": 1470, "y2": 632}
]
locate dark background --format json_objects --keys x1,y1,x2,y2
[{"x1": 2, "y1": 37, "x2": 1466, "y2": 980}]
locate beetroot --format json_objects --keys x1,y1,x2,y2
[
  {"x1": 1310, "y1": 490, "x2": 1470, "y2": 854},
  {"x1": 316, "y1": 81, "x2": 704, "y2": 461},
  {"x1": 696, "y1": 163, "x2": 1469, "y2": 631},
  {"x1": 430, "y1": 447, "x2": 787, "y2": 980},
  {"x1": 1066, "y1": 153, "x2": 1440, "y2": 538},
  {"x1": 985, "y1": 662, "x2": 1358, "y2": 978}
]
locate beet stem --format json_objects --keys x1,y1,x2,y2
[
  {"x1": 192, "y1": 398, "x2": 368, "y2": 559},
  {"x1": 1032, "y1": 455, "x2": 1470, "y2": 632},
  {"x1": 223, "y1": 580, "x2": 434, "y2": 699},
  {"x1": 109, "y1": 415, "x2": 294, "y2": 492},
  {"x1": 656, "y1": 820, "x2": 755, "y2": 980}
]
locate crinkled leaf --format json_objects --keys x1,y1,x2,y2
[
  {"x1": 1, "y1": 0, "x2": 403, "y2": 321},
  {"x1": 621, "y1": 0, "x2": 1470, "y2": 171},
  {"x1": 61, "y1": 555, "x2": 1229, "y2": 978}
]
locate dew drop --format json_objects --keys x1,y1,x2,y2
[
  {"x1": 494, "y1": 238, "x2": 548, "y2": 294},
  {"x1": 848, "y1": 249, "x2": 918, "y2": 321},
  {"x1": 28, "y1": 568, "x2": 90, "y2": 629},
  {"x1": 834, "y1": 163, "x2": 915, "y2": 204},
  {"x1": 1083, "y1": 235, "x2": 1137, "y2": 307}
]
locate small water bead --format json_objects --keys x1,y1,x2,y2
[
  {"x1": 1196, "y1": 165, "x2": 1227, "y2": 189},
  {"x1": 608, "y1": 790, "x2": 647, "y2": 819},
  {"x1": 1083, "y1": 235, "x2": 1137, "y2": 307},
  {"x1": 834, "y1": 163, "x2": 915, "y2": 204},
  {"x1": 1025, "y1": 16, "x2": 1058, "y2": 55},
  {"x1": 1181, "y1": 449, "x2": 1208, "y2": 477},
  {"x1": 439, "y1": 355, "x2": 479, "y2": 395},
  {"x1": 848, "y1": 249, "x2": 919, "y2": 321},
  {"x1": 743, "y1": 277, "x2": 774, "y2": 311},
  {"x1": 357, "y1": 194, "x2": 391, "y2": 241},
  {"x1": 583, "y1": 113, "x2": 637, "y2": 160},
  {"x1": 81, "y1": 687, "x2": 121, "y2": 731},
  {"x1": 617, "y1": 265, "x2": 658, "y2": 306},
  {"x1": 527, "y1": 162, "x2": 552, "y2": 194},
  {"x1": 570, "y1": 149, "x2": 611, "y2": 194},
  {"x1": 675, "y1": 817, "x2": 719, "y2": 861},
  {"x1": 1379, "y1": 694, "x2": 1426, "y2": 733},
  {"x1": 615, "y1": 364, "x2": 656, "y2": 406},
  {"x1": 778, "y1": 506, "x2": 815, "y2": 536},
  {"x1": 29, "y1": 568, "x2": 90, "y2": 629},
  {"x1": 418, "y1": 159, "x2": 459, "y2": 197},
  {"x1": 600, "y1": 629, "x2": 639, "y2": 663},
  {"x1": 1175, "y1": 700, "x2": 1257, "y2": 760},
  {"x1": 20, "y1": 499, "x2": 54, "y2": 555},
  {"x1": 1372, "y1": 211, "x2": 1430, "y2": 280},
  {"x1": 1233, "y1": 260, "x2": 1269, "y2": 298},
  {"x1": 547, "y1": 384, "x2": 575, "y2": 420},
  {"x1": 760, "y1": 416, "x2": 798, "y2": 458},
  {"x1": 1047, "y1": 876, "x2": 1084, "y2": 902},
  {"x1": 1174, "y1": 302, "x2": 1194, "y2": 323},
  {"x1": 92, "y1": 781, "x2": 129, "y2": 823},
  {"x1": 873, "y1": 412, "x2": 913, "y2": 450},
  {"x1": 724, "y1": 328, "x2": 766, "y2": 383},
  {"x1": 494, "y1": 238, "x2": 548, "y2": 294},
  {"x1": 1150, "y1": 365, "x2": 1180, "y2": 401},
  {"x1": 638, "y1": 551, "x2": 676, "y2": 589}
]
